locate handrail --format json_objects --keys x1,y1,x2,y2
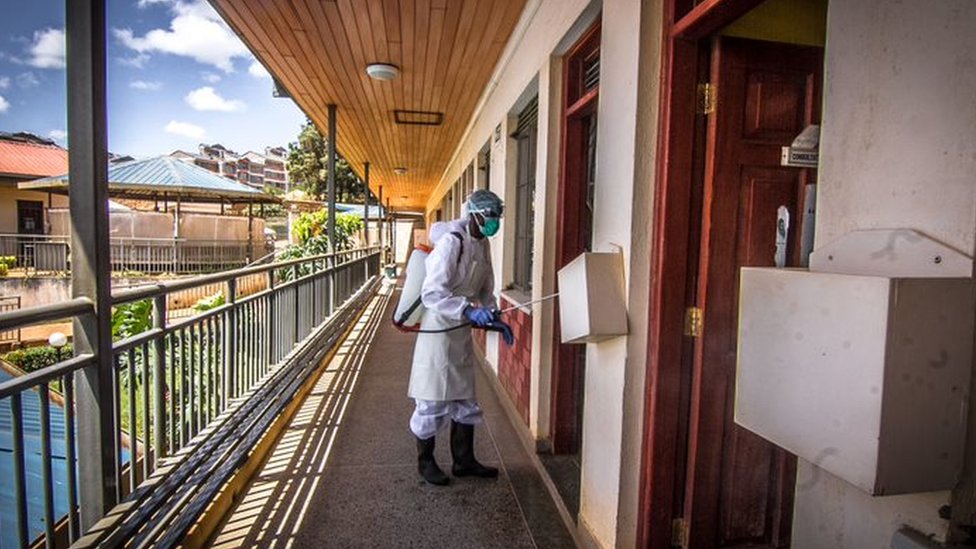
[
  {"x1": 0, "y1": 297, "x2": 94, "y2": 331},
  {"x1": 112, "y1": 246, "x2": 379, "y2": 304},
  {"x1": 0, "y1": 353, "x2": 95, "y2": 399}
]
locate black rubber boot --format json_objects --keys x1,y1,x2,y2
[
  {"x1": 450, "y1": 421, "x2": 498, "y2": 478},
  {"x1": 416, "y1": 436, "x2": 450, "y2": 486}
]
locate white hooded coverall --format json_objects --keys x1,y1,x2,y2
[{"x1": 408, "y1": 219, "x2": 497, "y2": 439}]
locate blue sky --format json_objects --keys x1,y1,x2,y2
[{"x1": 0, "y1": 0, "x2": 307, "y2": 158}]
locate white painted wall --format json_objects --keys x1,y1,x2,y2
[{"x1": 797, "y1": 1, "x2": 976, "y2": 547}]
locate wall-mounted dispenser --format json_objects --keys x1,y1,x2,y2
[{"x1": 735, "y1": 229, "x2": 975, "y2": 495}]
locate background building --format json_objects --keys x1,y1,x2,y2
[{"x1": 171, "y1": 143, "x2": 290, "y2": 192}]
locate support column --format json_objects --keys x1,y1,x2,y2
[
  {"x1": 363, "y1": 162, "x2": 370, "y2": 246},
  {"x1": 378, "y1": 185, "x2": 384, "y2": 256},
  {"x1": 327, "y1": 104, "x2": 337, "y2": 253},
  {"x1": 67, "y1": 0, "x2": 118, "y2": 528},
  {"x1": 387, "y1": 198, "x2": 394, "y2": 264},
  {"x1": 247, "y1": 201, "x2": 253, "y2": 262}
]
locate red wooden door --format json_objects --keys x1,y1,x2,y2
[{"x1": 681, "y1": 37, "x2": 822, "y2": 548}]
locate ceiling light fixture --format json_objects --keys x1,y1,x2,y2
[
  {"x1": 366, "y1": 63, "x2": 399, "y2": 81},
  {"x1": 393, "y1": 167, "x2": 408, "y2": 176}
]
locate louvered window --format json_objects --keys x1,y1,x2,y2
[{"x1": 512, "y1": 97, "x2": 538, "y2": 291}]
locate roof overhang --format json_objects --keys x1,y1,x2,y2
[{"x1": 209, "y1": 0, "x2": 527, "y2": 212}]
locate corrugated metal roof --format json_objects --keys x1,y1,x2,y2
[
  {"x1": 0, "y1": 140, "x2": 69, "y2": 179},
  {"x1": 20, "y1": 156, "x2": 279, "y2": 203}
]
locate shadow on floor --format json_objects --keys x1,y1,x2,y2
[{"x1": 209, "y1": 281, "x2": 575, "y2": 549}]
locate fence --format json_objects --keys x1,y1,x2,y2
[
  {"x1": 0, "y1": 296, "x2": 20, "y2": 343},
  {"x1": 0, "y1": 246, "x2": 382, "y2": 548},
  {"x1": 0, "y1": 234, "x2": 272, "y2": 275}
]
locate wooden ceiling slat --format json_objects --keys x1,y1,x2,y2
[{"x1": 212, "y1": 0, "x2": 526, "y2": 211}]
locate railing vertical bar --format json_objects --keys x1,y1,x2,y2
[
  {"x1": 191, "y1": 324, "x2": 199, "y2": 437},
  {"x1": 40, "y1": 384, "x2": 56, "y2": 548},
  {"x1": 113, "y1": 355, "x2": 122, "y2": 502},
  {"x1": 64, "y1": 374, "x2": 80, "y2": 542},
  {"x1": 167, "y1": 334, "x2": 176, "y2": 456},
  {"x1": 208, "y1": 315, "x2": 216, "y2": 421},
  {"x1": 224, "y1": 277, "x2": 236, "y2": 404},
  {"x1": 200, "y1": 320, "x2": 208, "y2": 429},
  {"x1": 11, "y1": 393, "x2": 29, "y2": 549},
  {"x1": 141, "y1": 343, "x2": 151, "y2": 479},
  {"x1": 180, "y1": 328, "x2": 189, "y2": 448},
  {"x1": 246, "y1": 300, "x2": 253, "y2": 389},
  {"x1": 127, "y1": 347, "x2": 136, "y2": 491},
  {"x1": 152, "y1": 295, "x2": 166, "y2": 466},
  {"x1": 267, "y1": 271, "x2": 276, "y2": 368}
]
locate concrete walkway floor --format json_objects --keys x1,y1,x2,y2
[{"x1": 209, "y1": 281, "x2": 576, "y2": 549}]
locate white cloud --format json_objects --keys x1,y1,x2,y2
[
  {"x1": 201, "y1": 72, "x2": 221, "y2": 83},
  {"x1": 165, "y1": 120, "x2": 206, "y2": 140},
  {"x1": 0, "y1": 76, "x2": 9, "y2": 89},
  {"x1": 114, "y1": 1, "x2": 249, "y2": 73},
  {"x1": 248, "y1": 61, "x2": 270, "y2": 79},
  {"x1": 185, "y1": 86, "x2": 244, "y2": 112},
  {"x1": 48, "y1": 129, "x2": 67, "y2": 141},
  {"x1": 27, "y1": 28, "x2": 66, "y2": 69},
  {"x1": 138, "y1": 0, "x2": 172, "y2": 7},
  {"x1": 16, "y1": 72, "x2": 40, "y2": 88},
  {"x1": 130, "y1": 80, "x2": 162, "y2": 91},
  {"x1": 0, "y1": 95, "x2": 9, "y2": 113},
  {"x1": 118, "y1": 53, "x2": 151, "y2": 68}
]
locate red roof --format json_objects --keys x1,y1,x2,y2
[{"x1": 0, "y1": 139, "x2": 69, "y2": 179}]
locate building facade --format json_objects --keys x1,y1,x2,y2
[
  {"x1": 422, "y1": 1, "x2": 976, "y2": 548},
  {"x1": 207, "y1": 0, "x2": 976, "y2": 547},
  {"x1": 171, "y1": 143, "x2": 290, "y2": 192}
]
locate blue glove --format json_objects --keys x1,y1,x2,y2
[
  {"x1": 496, "y1": 320, "x2": 515, "y2": 346},
  {"x1": 464, "y1": 306, "x2": 494, "y2": 327}
]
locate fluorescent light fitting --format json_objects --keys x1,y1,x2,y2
[
  {"x1": 366, "y1": 63, "x2": 399, "y2": 81},
  {"x1": 393, "y1": 167, "x2": 408, "y2": 175}
]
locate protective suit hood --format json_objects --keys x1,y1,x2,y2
[{"x1": 427, "y1": 220, "x2": 462, "y2": 244}]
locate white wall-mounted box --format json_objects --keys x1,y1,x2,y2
[
  {"x1": 735, "y1": 267, "x2": 974, "y2": 495},
  {"x1": 557, "y1": 252, "x2": 628, "y2": 344}
]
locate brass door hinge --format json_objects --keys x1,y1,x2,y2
[
  {"x1": 684, "y1": 306, "x2": 703, "y2": 338},
  {"x1": 697, "y1": 82, "x2": 716, "y2": 115},
  {"x1": 672, "y1": 517, "x2": 689, "y2": 548}
]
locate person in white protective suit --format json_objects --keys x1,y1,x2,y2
[{"x1": 408, "y1": 189, "x2": 514, "y2": 486}]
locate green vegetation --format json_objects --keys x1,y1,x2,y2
[
  {"x1": 2, "y1": 343, "x2": 73, "y2": 373},
  {"x1": 112, "y1": 300, "x2": 153, "y2": 340},
  {"x1": 192, "y1": 291, "x2": 225, "y2": 312},
  {"x1": 287, "y1": 119, "x2": 365, "y2": 201},
  {"x1": 0, "y1": 256, "x2": 16, "y2": 268}
]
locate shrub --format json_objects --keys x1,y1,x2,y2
[
  {"x1": 0, "y1": 256, "x2": 16, "y2": 268},
  {"x1": 3, "y1": 343, "x2": 74, "y2": 373},
  {"x1": 192, "y1": 291, "x2": 225, "y2": 312},
  {"x1": 0, "y1": 263, "x2": 7, "y2": 277},
  {"x1": 112, "y1": 300, "x2": 152, "y2": 340},
  {"x1": 290, "y1": 210, "x2": 363, "y2": 250}
]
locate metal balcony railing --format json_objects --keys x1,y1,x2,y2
[
  {"x1": 0, "y1": 246, "x2": 382, "y2": 548},
  {"x1": 0, "y1": 233, "x2": 273, "y2": 275}
]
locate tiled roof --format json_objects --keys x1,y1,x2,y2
[{"x1": 0, "y1": 139, "x2": 69, "y2": 179}]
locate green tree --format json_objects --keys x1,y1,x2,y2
[{"x1": 286, "y1": 119, "x2": 364, "y2": 202}]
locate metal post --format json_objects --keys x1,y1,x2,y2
[
  {"x1": 387, "y1": 198, "x2": 394, "y2": 265},
  {"x1": 363, "y1": 162, "x2": 370, "y2": 246},
  {"x1": 378, "y1": 185, "x2": 384, "y2": 258},
  {"x1": 247, "y1": 201, "x2": 254, "y2": 262},
  {"x1": 67, "y1": 0, "x2": 118, "y2": 528},
  {"x1": 152, "y1": 295, "x2": 166, "y2": 466},
  {"x1": 327, "y1": 104, "x2": 337, "y2": 253}
]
